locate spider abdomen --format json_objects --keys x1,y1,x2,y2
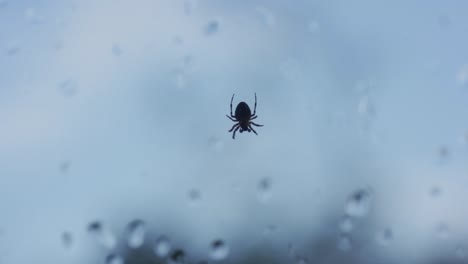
[{"x1": 234, "y1": 102, "x2": 252, "y2": 120}]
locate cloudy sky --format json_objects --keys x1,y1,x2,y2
[{"x1": 1, "y1": 0, "x2": 468, "y2": 263}]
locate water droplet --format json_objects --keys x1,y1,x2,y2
[
  {"x1": 456, "y1": 244, "x2": 466, "y2": 259},
  {"x1": 436, "y1": 146, "x2": 450, "y2": 163},
  {"x1": 59, "y1": 160, "x2": 71, "y2": 174},
  {"x1": 58, "y1": 79, "x2": 78, "y2": 97},
  {"x1": 6, "y1": 41, "x2": 20, "y2": 55},
  {"x1": 255, "y1": 7, "x2": 275, "y2": 27},
  {"x1": 53, "y1": 40, "x2": 63, "y2": 51},
  {"x1": 106, "y1": 253, "x2": 124, "y2": 264},
  {"x1": 280, "y1": 58, "x2": 301, "y2": 81},
  {"x1": 87, "y1": 221, "x2": 117, "y2": 249},
  {"x1": 337, "y1": 235, "x2": 352, "y2": 252},
  {"x1": 208, "y1": 136, "x2": 224, "y2": 152},
  {"x1": 154, "y1": 235, "x2": 171, "y2": 258},
  {"x1": 436, "y1": 222, "x2": 449, "y2": 239},
  {"x1": 355, "y1": 79, "x2": 375, "y2": 94},
  {"x1": 126, "y1": 219, "x2": 145, "y2": 248},
  {"x1": 307, "y1": 20, "x2": 320, "y2": 33},
  {"x1": 203, "y1": 20, "x2": 219, "y2": 36},
  {"x1": 430, "y1": 186, "x2": 442, "y2": 197},
  {"x1": 456, "y1": 64, "x2": 468, "y2": 87},
  {"x1": 188, "y1": 189, "x2": 201, "y2": 202},
  {"x1": 257, "y1": 177, "x2": 272, "y2": 203},
  {"x1": 345, "y1": 188, "x2": 373, "y2": 217},
  {"x1": 170, "y1": 249, "x2": 185, "y2": 263},
  {"x1": 25, "y1": 7, "x2": 44, "y2": 24},
  {"x1": 184, "y1": 55, "x2": 193, "y2": 67},
  {"x1": 458, "y1": 131, "x2": 468, "y2": 146},
  {"x1": 112, "y1": 44, "x2": 122, "y2": 57},
  {"x1": 437, "y1": 15, "x2": 451, "y2": 29},
  {"x1": 175, "y1": 70, "x2": 187, "y2": 90},
  {"x1": 287, "y1": 242, "x2": 296, "y2": 258},
  {"x1": 183, "y1": 0, "x2": 197, "y2": 15},
  {"x1": 357, "y1": 96, "x2": 375, "y2": 116},
  {"x1": 61, "y1": 232, "x2": 73, "y2": 249},
  {"x1": 263, "y1": 224, "x2": 277, "y2": 236},
  {"x1": 339, "y1": 215, "x2": 353, "y2": 233},
  {"x1": 295, "y1": 257, "x2": 309, "y2": 264},
  {"x1": 376, "y1": 227, "x2": 393, "y2": 246},
  {"x1": 210, "y1": 239, "x2": 229, "y2": 261}
]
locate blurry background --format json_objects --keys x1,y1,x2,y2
[{"x1": 1, "y1": 0, "x2": 468, "y2": 263}]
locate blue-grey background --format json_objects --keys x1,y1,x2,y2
[{"x1": 1, "y1": 0, "x2": 468, "y2": 263}]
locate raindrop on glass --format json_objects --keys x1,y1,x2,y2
[
  {"x1": 355, "y1": 79, "x2": 373, "y2": 94},
  {"x1": 263, "y1": 224, "x2": 277, "y2": 236},
  {"x1": 203, "y1": 20, "x2": 219, "y2": 36},
  {"x1": 53, "y1": 40, "x2": 63, "y2": 51},
  {"x1": 154, "y1": 235, "x2": 171, "y2": 258},
  {"x1": 126, "y1": 219, "x2": 145, "y2": 248},
  {"x1": 87, "y1": 221, "x2": 117, "y2": 249},
  {"x1": 280, "y1": 58, "x2": 301, "y2": 81},
  {"x1": 25, "y1": 7, "x2": 44, "y2": 24},
  {"x1": 112, "y1": 44, "x2": 122, "y2": 57},
  {"x1": 188, "y1": 188, "x2": 201, "y2": 202},
  {"x1": 376, "y1": 227, "x2": 393, "y2": 246},
  {"x1": 210, "y1": 239, "x2": 229, "y2": 261},
  {"x1": 307, "y1": 20, "x2": 320, "y2": 33},
  {"x1": 430, "y1": 186, "x2": 442, "y2": 197},
  {"x1": 59, "y1": 160, "x2": 71, "y2": 174},
  {"x1": 357, "y1": 96, "x2": 375, "y2": 117},
  {"x1": 456, "y1": 64, "x2": 468, "y2": 87},
  {"x1": 435, "y1": 222, "x2": 449, "y2": 239},
  {"x1": 295, "y1": 257, "x2": 309, "y2": 264},
  {"x1": 175, "y1": 70, "x2": 187, "y2": 90},
  {"x1": 436, "y1": 146, "x2": 450, "y2": 163},
  {"x1": 257, "y1": 177, "x2": 272, "y2": 203},
  {"x1": 183, "y1": 0, "x2": 197, "y2": 15},
  {"x1": 337, "y1": 235, "x2": 352, "y2": 252},
  {"x1": 437, "y1": 15, "x2": 451, "y2": 29},
  {"x1": 287, "y1": 242, "x2": 296, "y2": 258},
  {"x1": 339, "y1": 215, "x2": 353, "y2": 233},
  {"x1": 6, "y1": 41, "x2": 20, "y2": 55},
  {"x1": 183, "y1": 55, "x2": 193, "y2": 68},
  {"x1": 456, "y1": 244, "x2": 466, "y2": 259},
  {"x1": 61, "y1": 232, "x2": 73, "y2": 249},
  {"x1": 345, "y1": 188, "x2": 373, "y2": 217},
  {"x1": 208, "y1": 136, "x2": 224, "y2": 152},
  {"x1": 461, "y1": 131, "x2": 468, "y2": 145},
  {"x1": 170, "y1": 249, "x2": 185, "y2": 263},
  {"x1": 106, "y1": 253, "x2": 124, "y2": 264},
  {"x1": 255, "y1": 7, "x2": 275, "y2": 27},
  {"x1": 58, "y1": 79, "x2": 78, "y2": 97}
]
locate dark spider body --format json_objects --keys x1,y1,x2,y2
[
  {"x1": 227, "y1": 93, "x2": 263, "y2": 139},
  {"x1": 235, "y1": 102, "x2": 252, "y2": 130}
]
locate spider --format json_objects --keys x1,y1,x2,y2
[{"x1": 226, "y1": 93, "x2": 264, "y2": 139}]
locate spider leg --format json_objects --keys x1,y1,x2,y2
[
  {"x1": 229, "y1": 94, "x2": 235, "y2": 117},
  {"x1": 226, "y1": 115, "x2": 236, "y2": 121},
  {"x1": 250, "y1": 122, "x2": 263, "y2": 127},
  {"x1": 250, "y1": 115, "x2": 257, "y2": 120},
  {"x1": 232, "y1": 125, "x2": 240, "y2": 139},
  {"x1": 252, "y1": 93, "x2": 257, "y2": 116},
  {"x1": 228, "y1": 123, "x2": 239, "y2": 132},
  {"x1": 249, "y1": 125, "x2": 258, "y2": 135}
]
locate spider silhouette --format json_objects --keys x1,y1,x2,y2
[{"x1": 226, "y1": 93, "x2": 263, "y2": 139}]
